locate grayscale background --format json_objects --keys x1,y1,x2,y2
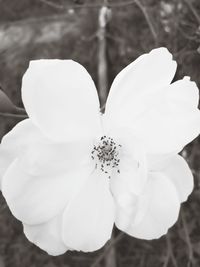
[{"x1": 0, "y1": 0, "x2": 200, "y2": 266}]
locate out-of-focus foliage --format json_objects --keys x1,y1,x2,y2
[{"x1": 0, "y1": 0, "x2": 200, "y2": 266}]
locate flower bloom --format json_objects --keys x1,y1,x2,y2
[{"x1": 0, "y1": 48, "x2": 200, "y2": 256}]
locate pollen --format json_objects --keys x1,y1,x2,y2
[{"x1": 91, "y1": 136, "x2": 121, "y2": 176}]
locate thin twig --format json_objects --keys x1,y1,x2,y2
[
  {"x1": 90, "y1": 232, "x2": 124, "y2": 267},
  {"x1": 0, "y1": 0, "x2": 136, "y2": 26},
  {"x1": 0, "y1": 85, "x2": 27, "y2": 118},
  {"x1": 100, "y1": 102, "x2": 106, "y2": 113},
  {"x1": 135, "y1": 0, "x2": 158, "y2": 43},
  {"x1": 0, "y1": 112, "x2": 28, "y2": 119},
  {"x1": 181, "y1": 210, "x2": 194, "y2": 267},
  {"x1": 81, "y1": 32, "x2": 98, "y2": 42},
  {"x1": 39, "y1": 0, "x2": 64, "y2": 9},
  {"x1": 166, "y1": 233, "x2": 178, "y2": 267},
  {"x1": 38, "y1": 0, "x2": 136, "y2": 10},
  {"x1": 0, "y1": 13, "x2": 76, "y2": 27},
  {"x1": 182, "y1": 0, "x2": 200, "y2": 24},
  {"x1": 163, "y1": 243, "x2": 170, "y2": 267},
  {"x1": 14, "y1": 106, "x2": 27, "y2": 114}
]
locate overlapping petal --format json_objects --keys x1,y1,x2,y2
[
  {"x1": 23, "y1": 214, "x2": 68, "y2": 256},
  {"x1": 62, "y1": 171, "x2": 115, "y2": 252},
  {"x1": 109, "y1": 128, "x2": 147, "y2": 195},
  {"x1": 167, "y1": 77, "x2": 199, "y2": 107},
  {"x1": 105, "y1": 47, "x2": 177, "y2": 130},
  {"x1": 131, "y1": 79, "x2": 200, "y2": 153},
  {"x1": 0, "y1": 119, "x2": 44, "y2": 187},
  {"x1": 114, "y1": 154, "x2": 192, "y2": 239},
  {"x1": 115, "y1": 172, "x2": 180, "y2": 240},
  {"x1": 2, "y1": 159, "x2": 93, "y2": 225},
  {"x1": 150, "y1": 155, "x2": 194, "y2": 202},
  {"x1": 18, "y1": 138, "x2": 93, "y2": 176},
  {"x1": 105, "y1": 48, "x2": 200, "y2": 154},
  {"x1": 22, "y1": 60, "x2": 102, "y2": 142}
]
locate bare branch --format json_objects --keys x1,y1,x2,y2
[
  {"x1": 39, "y1": 0, "x2": 64, "y2": 9},
  {"x1": 165, "y1": 233, "x2": 178, "y2": 267},
  {"x1": 0, "y1": 112, "x2": 28, "y2": 119},
  {"x1": 182, "y1": 0, "x2": 200, "y2": 24},
  {"x1": 163, "y1": 241, "x2": 170, "y2": 267},
  {"x1": 135, "y1": 0, "x2": 158, "y2": 43},
  {"x1": 37, "y1": 0, "x2": 137, "y2": 10},
  {"x1": 90, "y1": 232, "x2": 124, "y2": 267},
  {"x1": 181, "y1": 210, "x2": 194, "y2": 267}
]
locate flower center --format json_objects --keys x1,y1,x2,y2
[{"x1": 91, "y1": 136, "x2": 121, "y2": 176}]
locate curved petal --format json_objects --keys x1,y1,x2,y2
[
  {"x1": 115, "y1": 172, "x2": 180, "y2": 240},
  {"x1": 23, "y1": 214, "x2": 68, "y2": 256},
  {"x1": 0, "y1": 119, "x2": 43, "y2": 188},
  {"x1": 147, "y1": 151, "x2": 179, "y2": 170},
  {"x1": 2, "y1": 159, "x2": 93, "y2": 225},
  {"x1": 104, "y1": 48, "x2": 200, "y2": 154},
  {"x1": 109, "y1": 128, "x2": 147, "y2": 196},
  {"x1": 167, "y1": 77, "x2": 199, "y2": 107},
  {"x1": 0, "y1": 119, "x2": 93, "y2": 183},
  {"x1": 22, "y1": 60, "x2": 102, "y2": 142},
  {"x1": 131, "y1": 81, "x2": 200, "y2": 153},
  {"x1": 62, "y1": 171, "x2": 115, "y2": 252},
  {"x1": 18, "y1": 138, "x2": 93, "y2": 176},
  {"x1": 105, "y1": 47, "x2": 177, "y2": 130},
  {"x1": 151, "y1": 155, "x2": 193, "y2": 203}
]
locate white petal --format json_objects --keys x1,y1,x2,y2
[
  {"x1": 131, "y1": 84, "x2": 200, "y2": 153},
  {"x1": 62, "y1": 171, "x2": 115, "y2": 252},
  {"x1": 22, "y1": 60, "x2": 102, "y2": 142},
  {"x1": 109, "y1": 128, "x2": 147, "y2": 195},
  {"x1": 152, "y1": 155, "x2": 194, "y2": 202},
  {"x1": 23, "y1": 214, "x2": 68, "y2": 256},
  {"x1": 147, "y1": 151, "x2": 179, "y2": 170},
  {"x1": 18, "y1": 138, "x2": 93, "y2": 176},
  {"x1": 0, "y1": 119, "x2": 93, "y2": 178},
  {"x1": 115, "y1": 172, "x2": 180, "y2": 240},
  {"x1": 2, "y1": 159, "x2": 93, "y2": 225},
  {"x1": 0, "y1": 119, "x2": 42, "y2": 188},
  {"x1": 105, "y1": 47, "x2": 177, "y2": 130},
  {"x1": 167, "y1": 77, "x2": 199, "y2": 107},
  {"x1": 104, "y1": 48, "x2": 200, "y2": 153}
]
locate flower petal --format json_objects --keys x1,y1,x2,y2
[
  {"x1": 62, "y1": 171, "x2": 115, "y2": 252},
  {"x1": 18, "y1": 138, "x2": 93, "y2": 176},
  {"x1": 131, "y1": 80, "x2": 200, "y2": 153},
  {"x1": 23, "y1": 214, "x2": 68, "y2": 256},
  {"x1": 105, "y1": 47, "x2": 177, "y2": 129},
  {"x1": 0, "y1": 119, "x2": 42, "y2": 188},
  {"x1": 115, "y1": 172, "x2": 180, "y2": 240},
  {"x1": 109, "y1": 128, "x2": 147, "y2": 195},
  {"x1": 167, "y1": 77, "x2": 199, "y2": 107},
  {"x1": 2, "y1": 159, "x2": 93, "y2": 225},
  {"x1": 104, "y1": 48, "x2": 200, "y2": 153},
  {"x1": 22, "y1": 60, "x2": 102, "y2": 142},
  {"x1": 151, "y1": 155, "x2": 194, "y2": 202},
  {"x1": 0, "y1": 119, "x2": 93, "y2": 178}
]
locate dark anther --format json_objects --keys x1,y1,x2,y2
[{"x1": 91, "y1": 135, "x2": 121, "y2": 176}]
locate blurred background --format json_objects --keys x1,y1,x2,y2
[{"x1": 0, "y1": 0, "x2": 200, "y2": 266}]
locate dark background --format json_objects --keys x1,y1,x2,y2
[{"x1": 0, "y1": 0, "x2": 200, "y2": 266}]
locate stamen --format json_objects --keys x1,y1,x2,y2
[{"x1": 91, "y1": 136, "x2": 121, "y2": 175}]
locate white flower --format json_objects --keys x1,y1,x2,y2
[{"x1": 0, "y1": 48, "x2": 199, "y2": 256}]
